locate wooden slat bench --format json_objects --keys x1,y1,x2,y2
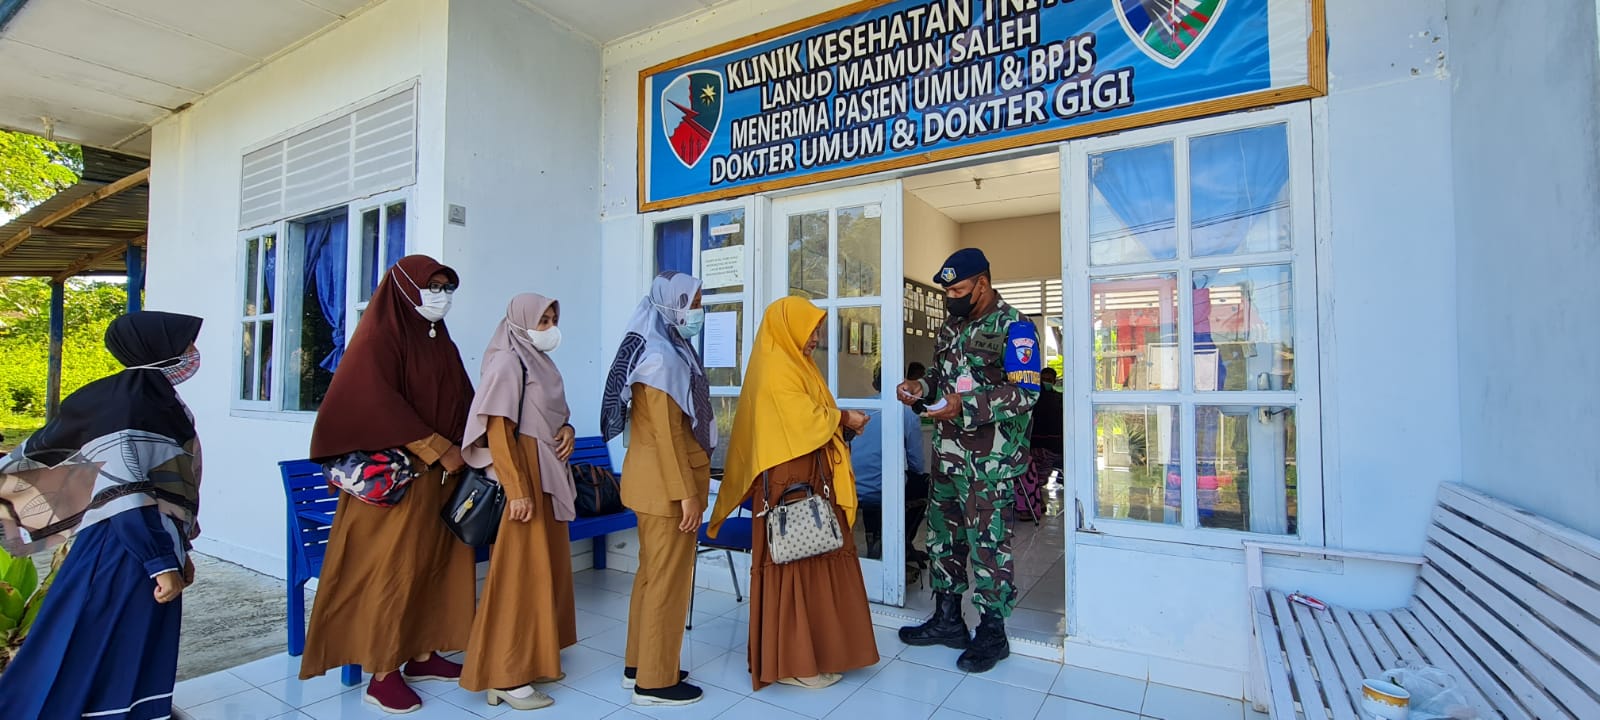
[
  {"x1": 1246, "y1": 483, "x2": 1600, "y2": 720},
  {"x1": 278, "y1": 435, "x2": 633, "y2": 686}
]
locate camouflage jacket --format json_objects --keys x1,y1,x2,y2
[{"x1": 917, "y1": 295, "x2": 1041, "y2": 481}]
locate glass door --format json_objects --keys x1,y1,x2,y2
[{"x1": 768, "y1": 181, "x2": 905, "y2": 604}]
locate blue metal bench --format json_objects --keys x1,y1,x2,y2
[{"x1": 278, "y1": 435, "x2": 634, "y2": 687}]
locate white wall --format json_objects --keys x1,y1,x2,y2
[
  {"x1": 441, "y1": 0, "x2": 602, "y2": 428},
  {"x1": 903, "y1": 192, "x2": 960, "y2": 283},
  {"x1": 1315, "y1": 1, "x2": 1462, "y2": 558},
  {"x1": 441, "y1": 0, "x2": 606, "y2": 568},
  {"x1": 959, "y1": 213, "x2": 1060, "y2": 283},
  {"x1": 146, "y1": 0, "x2": 453, "y2": 574},
  {"x1": 1447, "y1": 0, "x2": 1600, "y2": 537}
]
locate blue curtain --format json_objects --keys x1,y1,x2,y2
[
  {"x1": 264, "y1": 243, "x2": 277, "y2": 311},
  {"x1": 654, "y1": 218, "x2": 693, "y2": 275},
  {"x1": 385, "y1": 210, "x2": 406, "y2": 274},
  {"x1": 1092, "y1": 143, "x2": 1177, "y2": 260},
  {"x1": 1190, "y1": 125, "x2": 1290, "y2": 255},
  {"x1": 303, "y1": 218, "x2": 348, "y2": 373}
]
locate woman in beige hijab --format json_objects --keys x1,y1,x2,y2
[{"x1": 458, "y1": 293, "x2": 579, "y2": 710}]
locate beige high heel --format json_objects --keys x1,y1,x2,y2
[
  {"x1": 486, "y1": 686, "x2": 554, "y2": 710},
  {"x1": 777, "y1": 673, "x2": 843, "y2": 689}
]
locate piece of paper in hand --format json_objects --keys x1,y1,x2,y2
[{"x1": 923, "y1": 397, "x2": 949, "y2": 414}]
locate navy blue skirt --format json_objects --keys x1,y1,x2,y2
[{"x1": 0, "y1": 514, "x2": 182, "y2": 720}]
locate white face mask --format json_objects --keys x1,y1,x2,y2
[
  {"x1": 527, "y1": 326, "x2": 561, "y2": 353},
  {"x1": 416, "y1": 289, "x2": 452, "y2": 322},
  {"x1": 393, "y1": 266, "x2": 454, "y2": 324}
]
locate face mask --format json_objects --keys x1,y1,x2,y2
[
  {"x1": 655, "y1": 303, "x2": 705, "y2": 339},
  {"x1": 129, "y1": 349, "x2": 200, "y2": 386},
  {"x1": 677, "y1": 308, "x2": 705, "y2": 339},
  {"x1": 393, "y1": 266, "x2": 455, "y2": 333},
  {"x1": 945, "y1": 292, "x2": 975, "y2": 319},
  {"x1": 526, "y1": 326, "x2": 561, "y2": 353},
  {"x1": 416, "y1": 289, "x2": 452, "y2": 322}
]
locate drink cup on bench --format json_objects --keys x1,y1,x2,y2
[{"x1": 1361, "y1": 679, "x2": 1410, "y2": 720}]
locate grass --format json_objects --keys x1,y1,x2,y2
[{"x1": 0, "y1": 412, "x2": 44, "y2": 453}]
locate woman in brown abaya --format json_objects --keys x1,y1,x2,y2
[
  {"x1": 457, "y1": 293, "x2": 578, "y2": 710},
  {"x1": 299, "y1": 254, "x2": 477, "y2": 714},
  {"x1": 708, "y1": 296, "x2": 879, "y2": 691}
]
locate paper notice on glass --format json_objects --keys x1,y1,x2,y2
[
  {"x1": 703, "y1": 311, "x2": 738, "y2": 368},
  {"x1": 701, "y1": 245, "x2": 744, "y2": 290},
  {"x1": 1193, "y1": 350, "x2": 1220, "y2": 392}
]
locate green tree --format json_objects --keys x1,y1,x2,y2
[
  {"x1": 0, "y1": 131, "x2": 81, "y2": 216},
  {"x1": 0, "y1": 279, "x2": 126, "y2": 443}
]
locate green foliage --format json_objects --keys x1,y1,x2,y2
[
  {"x1": 0, "y1": 130, "x2": 81, "y2": 216},
  {"x1": 0, "y1": 544, "x2": 68, "y2": 673},
  {"x1": 0, "y1": 278, "x2": 126, "y2": 419}
]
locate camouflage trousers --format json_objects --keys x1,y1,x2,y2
[{"x1": 924, "y1": 470, "x2": 1018, "y2": 618}]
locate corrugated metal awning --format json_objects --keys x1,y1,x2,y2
[{"x1": 0, "y1": 165, "x2": 149, "y2": 279}]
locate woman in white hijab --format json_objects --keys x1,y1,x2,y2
[
  {"x1": 600, "y1": 271, "x2": 714, "y2": 707},
  {"x1": 458, "y1": 293, "x2": 578, "y2": 710}
]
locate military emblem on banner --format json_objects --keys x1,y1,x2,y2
[
  {"x1": 660, "y1": 70, "x2": 724, "y2": 169},
  {"x1": 1113, "y1": 0, "x2": 1227, "y2": 69}
]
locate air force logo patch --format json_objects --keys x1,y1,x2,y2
[
  {"x1": 940, "y1": 267, "x2": 957, "y2": 283},
  {"x1": 1013, "y1": 337, "x2": 1036, "y2": 366},
  {"x1": 1114, "y1": 0, "x2": 1227, "y2": 69}
]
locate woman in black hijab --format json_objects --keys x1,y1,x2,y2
[{"x1": 0, "y1": 311, "x2": 204, "y2": 720}]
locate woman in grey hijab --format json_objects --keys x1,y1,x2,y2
[{"x1": 601, "y1": 272, "x2": 713, "y2": 707}]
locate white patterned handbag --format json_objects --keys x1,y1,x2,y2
[{"x1": 759, "y1": 464, "x2": 844, "y2": 565}]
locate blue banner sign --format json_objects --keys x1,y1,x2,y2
[{"x1": 640, "y1": 0, "x2": 1322, "y2": 211}]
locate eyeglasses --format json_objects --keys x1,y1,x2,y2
[{"x1": 426, "y1": 282, "x2": 458, "y2": 294}]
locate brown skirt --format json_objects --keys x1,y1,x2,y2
[
  {"x1": 459, "y1": 498, "x2": 577, "y2": 690},
  {"x1": 747, "y1": 450, "x2": 880, "y2": 690},
  {"x1": 300, "y1": 464, "x2": 477, "y2": 678}
]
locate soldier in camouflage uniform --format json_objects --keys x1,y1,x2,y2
[{"x1": 896, "y1": 248, "x2": 1041, "y2": 674}]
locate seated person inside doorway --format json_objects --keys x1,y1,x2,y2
[
  {"x1": 1019, "y1": 367, "x2": 1064, "y2": 521},
  {"x1": 851, "y1": 368, "x2": 931, "y2": 578}
]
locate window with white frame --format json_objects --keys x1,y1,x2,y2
[
  {"x1": 234, "y1": 192, "x2": 410, "y2": 413},
  {"x1": 1067, "y1": 105, "x2": 1321, "y2": 544},
  {"x1": 233, "y1": 85, "x2": 417, "y2": 414},
  {"x1": 238, "y1": 231, "x2": 276, "y2": 403},
  {"x1": 650, "y1": 202, "x2": 755, "y2": 469}
]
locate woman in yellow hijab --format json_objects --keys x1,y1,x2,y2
[{"x1": 709, "y1": 296, "x2": 880, "y2": 691}]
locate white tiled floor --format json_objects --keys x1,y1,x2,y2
[{"x1": 174, "y1": 568, "x2": 1253, "y2": 720}]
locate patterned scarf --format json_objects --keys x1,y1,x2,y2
[{"x1": 599, "y1": 272, "x2": 715, "y2": 453}]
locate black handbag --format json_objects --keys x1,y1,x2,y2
[
  {"x1": 572, "y1": 464, "x2": 623, "y2": 517},
  {"x1": 441, "y1": 467, "x2": 504, "y2": 546},
  {"x1": 441, "y1": 364, "x2": 522, "y2": 546}
]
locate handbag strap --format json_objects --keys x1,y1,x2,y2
[{"x1": 754, "y1": 450, "x2": 832, "y2": 519}]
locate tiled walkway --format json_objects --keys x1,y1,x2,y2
[{"x1": 173, "y1": 569, "x2": 1257, "y2": 720}]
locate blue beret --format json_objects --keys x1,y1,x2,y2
[{"x1": 933, "y1": 248, "x2": 990, "y2": 287}]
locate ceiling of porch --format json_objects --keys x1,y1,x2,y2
[
  {"x1": 0, "y1": 0, "x2": 724, "y2": 156},
  {"x1": 0, "y1": 0, "x2": 375, "y2": 155}
]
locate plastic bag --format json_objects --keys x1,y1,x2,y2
[{"x1": 1380, "y1": 665, "x2": 1479, "y2": 719}]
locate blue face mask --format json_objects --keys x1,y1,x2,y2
[{"x1": 677, "y1": 308, "x2": 706, "y2": 339}]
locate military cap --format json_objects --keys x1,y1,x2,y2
[{"x1": 933, "y1": 248, "x2": 990, "y2": 287}]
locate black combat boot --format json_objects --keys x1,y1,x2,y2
[
  {"x1": 898, "y1": 592, "x2": 970, "y2": 649},
  {"x1": 956, "y1": 613, "x2": 1010, "y2": 673}
]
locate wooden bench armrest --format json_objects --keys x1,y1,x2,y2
[{"x1": 1244, "y1": 541, "x2": 1426, "y2": 591}]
